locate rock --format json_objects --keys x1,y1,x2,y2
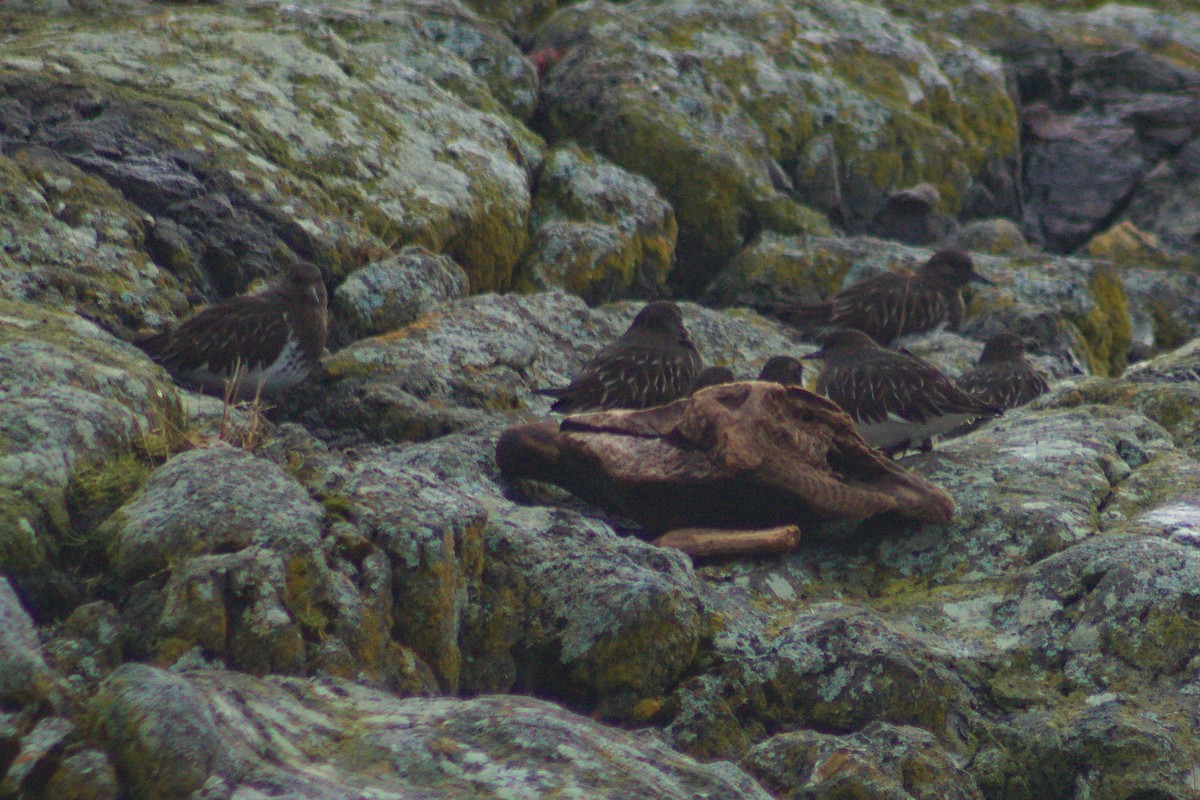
[
  {"x1": 296, "y1": 291, "x2": 800, "y2": 445},
  {"x1": 142, "y1": 670, "x2": 775, "y2": 799},
  {"x1": 343, "y1": 450, "x2": 487, "y2": 691},
  {"x1": 516, "y1": 145, "x2": 677, "y2": 303},
  {"x1": 665, "y1": 603, "x2": 979, "y2": 760},
  {"x1": 948, "y1": 218, "x2": 1030, "y2": 256},
  {"x1": 743, "y1": 721, "x2": 982, "y2": 800},
  {"x1": 0, "y1": 578, "x2": 63, "y2": 709},
  {"x1": 0, "y1": 716, "x2": 76, "y2": 797},
  {"x1": 0, "y1": 1, "x2": 539, "y2": 297},
  {"x1": 90, "y1": 664, "x2": 227, "y2": 800},
  {"x1": 868, "y1": 183, "x2": 958, "y2": 246},
  {"x1": 941, "y1": 3, "x2": 1200, "y2": 258},
  {"x1": 0, "y1": 150, "x2": 188, "y2": 335},
  {"x1": 42, "y1": 748, "x2": 119, "y2": 800},
  {"x1": 42, "y1": 601, "x2": 123, "y2": 695},
  {"x1": 100, "y1": 446, "x2": 323, "y2": 583},
  {"x1": 330, "y1": 247, "x2": 469, "y2": 345},
  {"x1": 496, "y1": 382, "x2": 956, "y2": 534}
]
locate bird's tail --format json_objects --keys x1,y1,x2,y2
[{"x1": 755, "y1": 300, "x2": 833, "y2": 329}]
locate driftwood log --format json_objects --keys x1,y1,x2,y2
[{"x1": 496, "y1": 382, "x2": 955, "y2": 544}]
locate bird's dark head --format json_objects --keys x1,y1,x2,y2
[
  {"x1": 758, "y1": 355, "x2": 804, "y2": 385},
  {"x1": 978, "y1": 332, "x2": 1027, "y2": 364},
  {"x1": 692, "y1": 365, "x2": 736, "y2": 392},
  {"x1": 629, "y1": 301, "x2": 687, "y2": 336},
  {"x1": 920, "y1": 249, "x2": 993, "y2": 289},
  {"x1": 801, "y1": 328, "x2": 877, "y2": 362},
  {"x1": 282, "y1": 262, "x2": 327, "y2": 307}
]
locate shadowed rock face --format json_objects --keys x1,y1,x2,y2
[{"x1": 497, "y1": 381, "x2": 954, "y2": 534}]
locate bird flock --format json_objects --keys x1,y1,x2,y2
[
  {"x1": 135, "y1": 248, "x2": 1047, "y2": 460},
  {"x1": 537, "y1": 249, "x2": 1048, "y2": 456}
]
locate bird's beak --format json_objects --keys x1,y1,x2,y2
[
  {"x1": 969, "y1": 271, "x2": 996, "y2": 286},
  {"x1": 800, "y1": 347, "x2": 826, "y2": 360}
]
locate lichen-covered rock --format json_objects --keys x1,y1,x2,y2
[
  {"x1": 666, "y1": 603, "x2": 979, "y2": 760},
  {"x1": 42, "y1": 601, "x2": 123, "y2": 696},
  {"x1": 41, "y1": 748, "x2": 119, "y2": 800},
  {"x1": 516, "y1": 146, "x2": 678, "y2": 302},
  {"x1": 298, "y1": 291, "x2": 801, "y2": 444},
  {"x1": 120, "y1": 670, "x2": 776, "y2": 799},
  {"x1": 0, "y1": 1, "x2": 539, "y2": 296},
  {"x1": 0, "y1": 577, "x2": 63, "y2": 709},
  {"x1": 330, "y1": 247, "x2": 469, "y2": 345},
  {"x1": 949, "y1": 218, "x2": 1030, "y2": 256},
  {"x1": 89, "y1": 664, "x2": 227, "y2": 800},
  {"x1": 743, "y1": 721, "x2": 982, "y2": 800},
  {"x1": 100, "y1": 446, "x2": 323, "y2": 583},
  {"x1": 0, "y1": 151, "x2": 188, "y2": 335},
  {"x1": 343, "y1": 450, "x2": 487, "y2": 692},
  {"x1": 933, "y1": 3, "x2": 1200, "y2": 260}
]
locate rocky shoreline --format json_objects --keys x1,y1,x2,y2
[{"x1": 5, "y1": 0, "x2": 1200, "y2": 797}]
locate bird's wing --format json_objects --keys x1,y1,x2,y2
[
  {"x1": 139, "y1": 295, "x2": 290, "y2": 375},
  {"x1": 825, "y1": 353, "x2": 998, "y2": 425}
]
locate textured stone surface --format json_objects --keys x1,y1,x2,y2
[{"x1": 7, "y1": 1, "x2": 1200, "y2": 798}]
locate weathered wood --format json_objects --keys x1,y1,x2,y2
[
  {"x1": 653, "y1": 525, "x2": 802, "y2": 557},
  {"x1": 497, "y1": 381, "x2": 955, "y2": 534}
]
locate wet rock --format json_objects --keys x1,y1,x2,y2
[
  {"x1": 516, "y1": 145, "x2": 677, "y2": 302},
  {"x1": 330, "y1": 247, "x2": 469, "y2": 345}
]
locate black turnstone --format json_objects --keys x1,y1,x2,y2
[
  {"x1": 804, "y1": 329, "x2": 1001, "y2": 455},
  {"x1": 765, "y1": 249, "x2": 994, "y2": 345},
  {"x1": 758, "y1": 355, "x2": 804, "y2": 385},
  {"x1": 957, "y1": 332, "x2": 1050, "y2": 410},
  {"x1": 691, "y1": 365, "x2": 736, "y2": 392},
  {"x1": 136, "y1": 261, "x2": 328, "y2": 399},
  {"x1": 536, "y1": 300, "x2": 703, "y2": 413}
]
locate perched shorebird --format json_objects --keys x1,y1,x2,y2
[
  {"x1": 536, "y1": 301, "x2": 703, "y2": 413},
  {"x1": 136, "y1": 261, "x2": 328, "y2": 399},
  {"x1": 691, "y1": 365, "x2": 736, "y2": 392},
  {"x1": 957, "y1": 332, "x2": 1050, "y2": 410},
  {"x1": 762, "y1": 249, "x2": 994, "y2": 345},
  {"x1": 758, "y1": 355, "x2": 804, "y2": 385},
  {"x1": 804, "y1": 329, "x2": 1001, "y2": 456}
]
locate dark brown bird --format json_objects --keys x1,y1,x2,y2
[
  {"x1": 764, "y1": 249, "x2": 994, "y2": 345},
  {"x1": 136, "y1": 261, "x2": 328, "y2": 399},
  {"x1": 804, "y1": 329, "x2": 1001, "y2": 456},
  {"x1": 691, "y1": 365, "x2": 736, "y2": 392},
  {"x1": 758, "y1": 355, "x2": 804, "y2": 385},
  {"x1": 536, "y1": 301, "x2": 703, "y2": 413},
  {"x1": 957, "y1": 333, "x2": 1050, "y2": 410}
]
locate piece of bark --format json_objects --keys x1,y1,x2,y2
[{"x1": 653, "y1": 525, "x2": 801, "y2": 558}]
